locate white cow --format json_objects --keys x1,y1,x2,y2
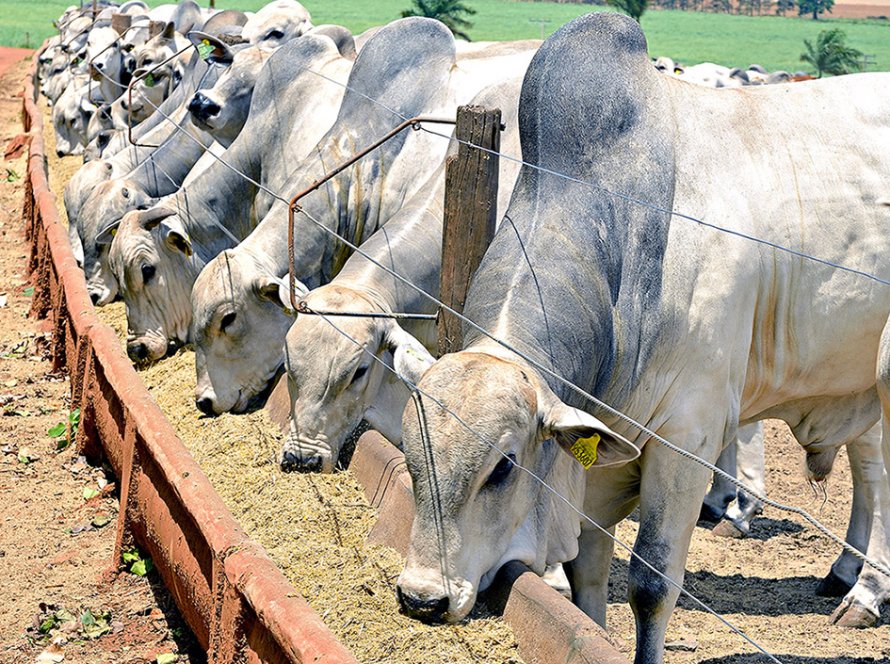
[{"x1": 393, "y1": 14, "x2": 890, "y2": 664}]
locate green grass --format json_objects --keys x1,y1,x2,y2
[{"x1": 3, "y1": 0, "x2": 889, "y2": 72}]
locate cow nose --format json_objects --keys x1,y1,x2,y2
[
  {"x1": 94, "y1": 61, "x2": 104, "y2": 71},
  {"x1": 127, "y1": 341, "x2": 149, "y2": 362},
  {"x1": 396, "y1": 587, "x2": 449, "y2": 623},
  {"x1": 195, "y1": 397, "x2": 216, "y2": 416},
  {"x1": 56, "y1": 149, "x2": 65, "y2": 158},
  {"x1": 89, "y1": 291, "x2": 100, "y2": 306},
  {"x1": 188, "y1": 92, "x2": 220, "y2": 122},
  {"x1": 280, "y1": 449, "x2": 323, "y2": 473}
]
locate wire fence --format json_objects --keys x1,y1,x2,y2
[{"x1": 53, "y1": 16, "x2": 890, "y2": 661}]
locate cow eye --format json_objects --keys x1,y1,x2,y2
[
  {"x1": 486, "y1": 453, "x2": 516, "y2": 488},
  {"x1": 265, "y1": 29, "x2": 285, "y2": 40},
  {"x1": 141, "y1": 264, "x2": 155, "y2": 283},
  {"x1": 220, "y1": 312, "x2": 236, "y2": 332},
  {"x1": 350, "y1": 365, "x2": 368, "y2": 385}
]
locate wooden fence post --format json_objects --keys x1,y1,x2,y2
[{"x1": 437, "y1": 105, "x2": 501, "y2": 356}]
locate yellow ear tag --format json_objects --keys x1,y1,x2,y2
[
  {"x1": 570, "y1": 433, "x2": 600, "y2": 469},
  {"x1": 198, "y1": 39, "x2": 215, "y2": 60},
  {"x1": 110, "y1": 228, "x2": 117, "y2": 236}
]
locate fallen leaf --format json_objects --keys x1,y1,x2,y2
[
  {"x1": 82, "y1": 487, "x2": 99, "y2": 500},
  {"x1": 23, "y1": 286, "x2": 34, "y2": 297},
  {"x1": 48, "y1": 423, "x2": 66, "y2": 438},
  {"x1": 121, "y1": 550, "x2": 140, "y2": 565},
  {"x1": 3, "y1": 379, "x2": 17, "y2": 388},
  {"x1": 156, "y1": 654, "x2": 178, "y2": 664},
  {"x1": 130, "y1": 558, "x2": 153, "y2": 577},
  {"x1": 91, "y1": 515, "x2": 112, "y2": 528}
]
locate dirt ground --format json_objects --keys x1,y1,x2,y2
[
  {"x1": 830, "y1": 0, "x2": 890, "y2": 18},
  {"x1": 31, "y1": 38, "x2": 890, "y2": 664},
  {"x1": 0, "y1": 51, "x2": 202, "y2": 664}
]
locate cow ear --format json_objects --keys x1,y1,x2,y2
[
  {"x1": 541, "y1": 401, "x2": 639, "y2": 468},
  {"x1": 384, "y1": 324, "x2": 434, "y2": 384},
  {"x1": 161, "y1": 218, "x2": 192, "y2": 257},
  {"x1": 186, "y1": 31, "x2": 233, "y2": 65},
  {"x1": 256, "y1": 274, "x2": 307, "y2": 313},
  {"x1": 95, "y1": 219, "x2": 122, "y2": 247},
  {"x1": 161, "y1": 21, "x2": 175, "y2": 39}
]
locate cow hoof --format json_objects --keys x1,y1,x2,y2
[
  {"x1": 815, "y1": 570, "x2": 855, "y2": 598},
  {"x1": 541, "y1": 564, "x2": 572, "y2": 601},
  {"x1": 699, "y1": 502, "x2": 726, "y2": 523},
  {"x1": 829, "y1": 600, "x2": 878, "y2": 629},
  {"x1": 711, "y1": 519, "x2": 746, "y2": 539}
]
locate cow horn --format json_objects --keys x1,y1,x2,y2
[{"x1": 138, "y1": 206, "x2": 176, "y2": 231}]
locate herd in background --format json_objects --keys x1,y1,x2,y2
[{"x1": 38, "y1": 2, "x2": 890, "y2": 663}]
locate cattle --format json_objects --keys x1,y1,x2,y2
[
  {"x1": 122, "y1": 23, "x2": 192, "y2": 126},
  {"x1": 64, "y1": 50, "x2": 220, "y2": 232},
  {"x1": 392, "y1": 13, "x2": 890, "y2": 662},
  {"x1": 279, "y1": 76, "x2": 523, "y2": 473},
  {"x1": 106, "y1": 32, "x2": 353, "y2": 362},
  {"x1": 85, "y1": 23, "x2": 130, "y2": 102},
  {"x1": 241, "y1": 0, "x2": 313, "y2": 46},
  {"x1": 190, "y1": 18, "x2": 537, "y2": 417},
  {"x1": 74, "y1": 55, "x2": 223, "y2": 306},
  {"x1": 52, "y1": 76, "x2": 101, "y2": 157},
  {"x1": 187, "y1": 38, "x2": 273, "y2": 147}
]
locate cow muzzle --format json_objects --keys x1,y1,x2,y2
[
  {"x1": 396, "y1": 587, "x2": 449, "y2": 624},
  {"x1": 188, "y1": 92, "x2": 221, "y2": 126},
  {"x1": 279, "y1": 433, "x2": 334, "y2": 473}
]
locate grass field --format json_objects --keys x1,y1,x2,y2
[{"x1": 2, "y1": 0, "x2": 888, "y2": 72}]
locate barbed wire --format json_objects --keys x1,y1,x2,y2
[{"x1": 82, "y1": 37, "x2": 890, "y2": 581}]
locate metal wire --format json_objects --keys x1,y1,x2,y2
[
  {"x1": 124, "y1": 55, "x2": 890, "y2": 581},
  {"x1": 60, "y1": 36, "x2": 890, "y2": 660},
  {"x1": 295, "y1": 301, "x2": 784, "y2": 663}
]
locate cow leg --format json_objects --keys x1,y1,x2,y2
[
  {"x1": 715, "y1": 421, "x2": 766, "y2": 538},
  {"x1": 830, "y1": 418, "x2": 890, "y2": 627},
  {"x1": 629, "y1": 439, "x2": 712, "y2": 664},
  {"x1": 701, "y1": 441, "x2": 736, "y2": 523},
  {"x1": 567, "y1": 525, "x2": 615, "y2": 627},
  {"x1": 817, "y1": 424, "x2": 880, "y2": 597}
]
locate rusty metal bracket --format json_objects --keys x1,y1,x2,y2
[
  {"x1": 296, "y1": 301, "x2": 438, "y2": 322},
  {"x1": 286, "y1": 116, "x2": 457, "y2": 311},
  {"x1": 126, "y1": 43, "x2": 197, "y2": 148}
]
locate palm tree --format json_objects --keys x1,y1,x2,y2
[
  {"x1": 800, "y1": 29, "x2": 863, "y2": 77},
  {"x1": 400, "y1": 0, "x2": 477, "y2": 41}
]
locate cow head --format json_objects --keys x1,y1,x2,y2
[
  {"x1": 79, "y1": 179, "x2": 155, "y2": 305},
  {"x1": 396, "y1": 351, "x2": 638, "y2": 623},
  {"x1": 107, "y1": 206, "x2": 198, "y2": 363},
  {"x1": 52, "y1": 84, "x2": 96, "y2": 156},
  {"x1": 241, "y1": 0, "x2": 313, "y2": 47},
  {"x1": 123, "y1": 24, "x2": 188, "y2": 121},
  {"x1": 192, "y1": 249, "x2": 302, "y2": 415},
  {"x1": 280, "y1": 285, "x2": 434, "y2": 472},
  {"x1": 85, "y1": 25, "x2": 123, "y2": 92},
  {"x1": 187, "y1": 43, "x2": 270, "y2": 146}
]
